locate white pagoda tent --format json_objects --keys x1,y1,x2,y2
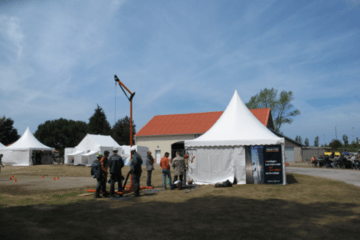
[
  {"x1": 0, "y1": 127, "x2": 55, "y2": 166},
  {"x1": 185, "y1": 90, "x2": 286, "y2": 185},
  {"x1": 64, "y1": 134, "x2": 123, "y2": 166}
]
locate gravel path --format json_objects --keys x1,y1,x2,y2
[
  {"x1": 0, "y1": 176, "x2": 95, "y2": 191},
  {"x1": 286, "y1": 167, "x2": 360, "y2": 187}
]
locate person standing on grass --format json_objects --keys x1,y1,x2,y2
[
  {"x1": 146, "y1": 151, "x2": 154, "y2": 187},
  {"x1": 100, "y1": 150, "x2": 110, "y2": 197},
  {"x1": 160, "y1": 152, "x2": 172, "y2": 190},
  {"x1": 172, "y1": 151, "x2": 185, "y2": 186},
  {"x1": 108, "y1": 148, "x2": 124, "y2": 197},
  {"x1": 130, "y1": 147, "x2": 143, "y2": 197},
  {"x1": 92, "y1": 154, "x2": 103, "y2": 198},
  {"x1": 0, "y1": 154, "x2": 4, "y2": 173}
]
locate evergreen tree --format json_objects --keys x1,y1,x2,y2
[
  {"x1": 0, "y1": 116, "x2": 20, "y2": 145},
  {"x1": 304, "y1": 138, "x2": 309, "y2": 147},
  {"x1": 112, "y1": 116, "x2": 136, "y2": 145},
  {"x1": 314, "y1": 136, "x2": 319, "y2": 147},
  {"x1": 329, "y1": 139, "x2": 342, "y2": 149},
  {"x1": 342, "y1": 134, "x2": 349, "y2": 146},
  {"x1": 35, "y1": 118, "x2": 88, "y2": 157},
  {"x1": 88, "y1": 105, "x2": 111, "y2": 135}
]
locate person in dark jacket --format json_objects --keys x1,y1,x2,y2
[
  {"x1": 91, "y1": 154, "x2": 103, "y2": 198},
  {"x1": 100, "y1": 151, "x2": 110, "y2": 197},
  {"x1": 130, "y1": 146, "x2": 143, "y2": 197},
  {"x1": 146, "y1": 151, "x2": 154, "y2": 187},
  {"x1": 108, "y1": 148, "x2": 124, "y2": 197}
]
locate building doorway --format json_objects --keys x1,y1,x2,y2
[
  {"x1": 155, "y1": 150, "x2": 161, "y2": 164},
  {"x1": 171, "y1": 141, "x2": 185, "y2": 159}
]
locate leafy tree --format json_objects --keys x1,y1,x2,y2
[
  {"x1": 112, "y1": 116, "x2": 136, "y2": 145},
  {"x1": 34, "y1": 118, "x2": 88, "y2": 157},
  {"x1": 88, "y1": 105, "x2": 111, "y2": 135},
  {"x1": 329, "y1": 139, "x2": 343, "y2": 149},
  {"x1": 314, "y1": 136, "x2": 319, "y2": 147},
  {"x1": 304, "y1": 138, "x2": 309, "y2": 147},
  {"x1": 246, "y1": 88, "x2": 300, "y2": 132},
  {"x1": 342, "y1": 134, "x2": 349, "y2": 146},
  {"x1": 0, "y1": 116, "x2": 20, "y2": 145}
]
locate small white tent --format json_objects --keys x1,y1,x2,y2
[
  {"x1": 185, "y1": 90, "x2": 286, "y2": 185},
  {"x1": 0, "y1": 127, "x2": 55, "y2": 166},
  {"x1": 64, "y1": 134, "x2": 122, "y2": 166}
]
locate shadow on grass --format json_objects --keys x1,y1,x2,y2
[
  {"x1": 1, "y1": 195, "x2": 360, "y2": 240},
  {"x1": 286, "y1": 174, "x2": 298, "y2": 184}
]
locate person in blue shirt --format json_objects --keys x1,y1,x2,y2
[{"x1": 343, "y1": 150, "x2": 350, "y2": 157}]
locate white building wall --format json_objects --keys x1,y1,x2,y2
[{"x1": 135, "y1": 134, "x2": 199, "y2": 163}]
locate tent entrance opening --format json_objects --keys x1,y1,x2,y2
[{"x1": 171, "y1": 142, "x2": 184, "y2": 159}]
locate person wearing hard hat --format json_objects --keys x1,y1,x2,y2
[
  {"x1": 129, "y1": 146, "x2": 143, "y2": 197},
  {"x1": 91, "y1": 154, "x2": 103, "y2": 198},
  {"x1": 99, "y1": 151, "x2": 110, "y2": 197},
  {"x1": 108, "y1": 148, "x2": 124, "y2": 197}
]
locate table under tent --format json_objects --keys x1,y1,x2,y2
[
  {"x1": 184, "y1": 90, "x2": 286, "y2": 185},
  {"x1": 0, "y1": 127, "x2": 55, "y2": 166}
]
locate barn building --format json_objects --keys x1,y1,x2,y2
[{"x1": 135, "y1": 108, "x2": 307, "y2": 164}]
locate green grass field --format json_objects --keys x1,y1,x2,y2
[{"x1": 1, "y1": 165, "x2": 360, "y2": 240}]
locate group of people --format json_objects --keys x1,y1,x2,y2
[
  {"x1": 160, "y1": 151, "x2": 186, "y2": 190},
  {"x1": 91, "y1": 148, "x2": 188, "y2": 198},
  {"x1": 310, "y1": 150, "x2": 360, "y2": 169},
  {"x1": 91, "y1": 146, "x2": 145, "y2": 198}
]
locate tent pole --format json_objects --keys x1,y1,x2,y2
[{"x1": 130, "y1": 101, "x2": 133, "y2": 147}]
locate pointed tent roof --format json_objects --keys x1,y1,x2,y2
[
  {"x1": 0, "y1": 142, "x2": 5, "y2": 148},
  {"x1": 185, "y1": 90, "x2": 284, "y2": 147},
  {"x1": 75, "y1": 134, "x2": 120, "y2": 151},
  {"x1": 6, "y1": 127, "x2": 55, "y2": 151}
]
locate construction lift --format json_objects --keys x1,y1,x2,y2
[{"x1": 87, "y1": 75, "x2": 153, "y2": 197}]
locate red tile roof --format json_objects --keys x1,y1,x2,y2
[{"x1": 136, "y1": 108, "x2": 271, "y2": 137}]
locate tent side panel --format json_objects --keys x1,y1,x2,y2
[
  {"x1": 0, "y1": 149, "x2": 31, "y2": 166},
  {"x1": 188, "y1": 147, "x2": 234, "y2": 184},
  {"x1": 64, "y1": 148, "x2": 76, "y2": 164},
  {"x1": 233, "y1": 147, "x2": 246, "y2": 184}
]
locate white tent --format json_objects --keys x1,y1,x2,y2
[
  {"x1": 121, "y1": 145, "x2": 148, "y2": 165},
  {"x1": 64, "y1": 134, "x2": 122, "y2": 166},
  {"x1": 0, "y1": 142, "x2": 5, "y2": 148},
  {"x1": 0, "y1": 127, "x2": 55, "y2": 166},
  {"x1": 185, "y1": 90, "x2": 286, "y2": 185}
]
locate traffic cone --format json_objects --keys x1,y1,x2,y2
[
  {"x1": 53, "y1": 177, "x2": 56, "y2": 181},
  {"x1": 10, "y1": 177, "x2": 12, "y2": 180},
  {"x1": 12, "y1": 175, "x2": 14, "y2": 178},
  {"x1": 14, "y1": 178, "x2": 17, "y2": 183},
  {"x1": 57, "y1": 176, "x2": 59, "y2": 180},
  {"x1": 42, "y1": 175, "x2": 44, "y2": 178}
]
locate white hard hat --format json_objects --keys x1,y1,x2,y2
[
  {"x1": 113, "y1": 147, "x2": 118, "y2": 151},
  {"x1": 130, "y1": 146, "x2": 137, "y2": 152}
]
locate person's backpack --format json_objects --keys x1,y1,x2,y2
[{"x1": 91, "y1": 160, "x2": 102, "y2": 179}]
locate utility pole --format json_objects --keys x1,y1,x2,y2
[
  {"x1": 323, "y1": 134, "x2": 325, "y2": 146},
  {"x1": 335, "y1": 125, "x2": 337, "y2": 140},
  {"x1": 352, "y1": 127, "x2": 355, "y2": 143}
]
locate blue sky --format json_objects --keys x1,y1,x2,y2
[{"x1": 0, "y1": 0, "x2": 359, "y2": 146}]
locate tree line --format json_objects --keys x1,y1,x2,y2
[
  {"x1": 294, "y1": 134, "x2": 359, "y2": 150},
  {"x1": 0, "y1": 105, "x2": 136, "y2": 157}
]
